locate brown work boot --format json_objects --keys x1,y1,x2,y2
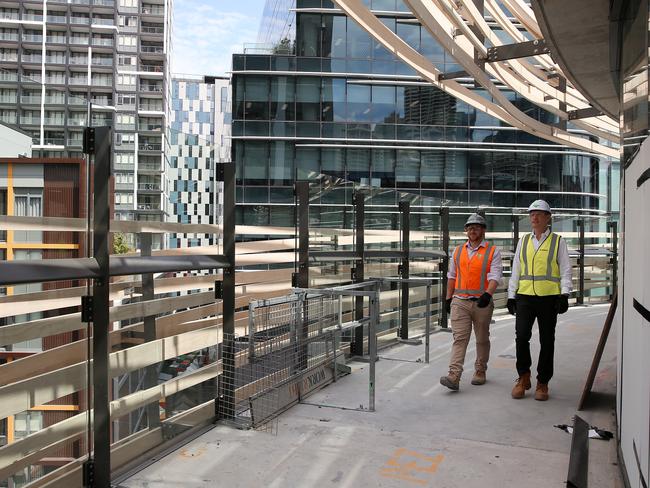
[
  {"x1": 471, "y1": 371, "x2": 486, "y2": 385},
  {"x1": 534, "y1": 382, "x2": 549, "y2": 401},
  {"x1": 440, "y1": 373, "x2": 460, "y2": 391},
  {"x1": 511, "y1": 371, "x2": 532, "y2": 399}
]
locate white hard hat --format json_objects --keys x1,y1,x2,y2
[
  {"x1": 465, "y1": 213, "x2": 486, "y2": 227},
  {"x1": 527, "y1": 199, "x2": 552, "y2": 214}
]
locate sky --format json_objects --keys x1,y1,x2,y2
[{"x1": 172, "y1": 0, "x2": 267, "y2": 77}]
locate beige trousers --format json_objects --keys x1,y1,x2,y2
[{"x1": 448, "y1": 297, "x2": 494, "y2": 378}]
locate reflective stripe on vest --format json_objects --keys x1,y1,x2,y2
[
  {"x1": 454, "y1": 242, "x2": 495, "y2": 296},
  {"x1": 517, "y1": 232, "x2": 561, "y2": 296}
]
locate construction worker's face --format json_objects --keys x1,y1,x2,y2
[
  {"x1": 529, "y1": 211, "x2": 551, "y2": 230},
  {"x1": 465, "y1": 224, "x2": 485, "y2": 241}
]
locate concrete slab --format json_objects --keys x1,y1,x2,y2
[{"x1": 122, "y1": 304, "x2": 622, "y2": 488}]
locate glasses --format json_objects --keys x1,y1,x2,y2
[{"x1": 465, "y1": 225, "x2": 483, "y2": 231}]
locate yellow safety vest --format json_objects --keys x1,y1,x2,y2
[{"x1": 517, "y1": 232, "x2": 561, "y2": 296}]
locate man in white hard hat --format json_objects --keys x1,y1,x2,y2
[
  {"x1": 507, "y1": 200, "x2": 572, "y2": 401},
  {"x1": 440, "y1": 213, "x2": 503, "y2": 391}
]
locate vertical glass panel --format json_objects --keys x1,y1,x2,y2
[
  {"x1": 243, "y1": 141, "x2": 269, "y2": 184},
  {"x1": 346, "y1": 148, "x2": 370, "y2": 181},
  {"x1": 421, "y1": 150, "x2": 445, "y2": 187},
  {"x1": 296, "y1": 146, "x2": 321, "y2": 179},
  {"x1": 469, "y1": 151, "x2": 492, "y2": 190},
  {"x1": 373, "y1": 18, "x2": 396, "y2": 60},
  {"x1": 445, "y1": 152, "x2": 468, "y2": 188},
  {"x1": 321, "y1": 147, "x2": 346, "y2": 178},
  {"x1": 397, "y1": 21, "x2": 419, "y2": 51},
  {"x1": 296, "y1": 77, "x2": 320, "y2": 121},
  {"x1": 371, "y1": 85, "x2": 396, "y2": 123},
  {"x1": 297, "y1": 13, "x2": 321, "y2": 57},
  {"x1": 270, "y1": 141, "x2": 295, "y2": 185},
  {"x1": 396, "y1": 149, "x2": 420, "y2": 186},
  {"x1": 244, "y1": 76, "x2": 269, "y2": 120},
  {"x1": 270, "y1": 76, "x2": 295, "y2": 120},
  {"x1": 420, "y1": 28, "x2": 445, "y2": 65},
  {"x1": 347, "y1": 84, "x2": 371, "y2": 121},
  {"x1": 322, "y1": 14, "x2": 346, "y2": 58},
  {"x1": 321, "y1": 77, "x2": 346, "y2": 122},
  {"x1": 347, "y1": 20, "x2": 372, "y2": 58}
]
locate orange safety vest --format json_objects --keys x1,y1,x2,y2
[{"x1": 453, "y1": 242, "x2": 496, "y2": 297}]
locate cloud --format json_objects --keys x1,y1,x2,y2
[{"x1": 171, "y1": 0, "x2": 262, "y2": 76}]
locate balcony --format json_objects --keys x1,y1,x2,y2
[
  {"x1": 46, "y1": 14, "x2": 68, "y2": 23},
  {"x1": 91, "y1": 57, "x2": 113, "y2": 66},
  {"x1": 140, "y1": 26, "x2": 163, "y2": 35},
  {"x1": 91, "y1": 18, "x2": 114, "y2": 26},
  {"x1": 0, "y1": 95, "x2": 17, "y2": 104},
  {"x1": 0, "y1": 114, "x2": 16, "y2": 124},
  {"x1": 92, "y1": 38, "x2": 113, "y2": 47},
  {"x1": 43, "y1": 118, "x2": 65, "y2": 126},
  {"x1": 21, "y1": 55, "x2": 42, "y2": 64},
  {"x1": 138, "y1": 162, "x2": 162, "y2": 172},
  {"x1": 43, "y1": 137, "x2": 65, "y2": 145},
  {"x1": 67, "y1": 138, "x2": 83, "y2": 147},
  {"x1": 20, "y1": 117, "x2": 41, "y2": 125},
  {"x1": 139, "y1": 84, "x2": 163, "y2": 93},
  {"x1": 46, "y1": 35, "x2": 66, "y2": 44},
  {"x1": 20, "y1": 95, "x2": 42, "y2": 105},
  {"x1": 0, "y1": 54, "x2": 17, "y2": 62},
  {"x1": 45, "y1": 56, "x2": 66, "y2": 64},
  {"x1": 138, "y1": 104, "x2": 163, "y2": 112},
  {"x1": 69, "y1": 36, "x2": 89, "y2": 45},
  {"x1": 137, "y1": 182, "x2": 161, "y2": 191},
  {"x1": 91, "y1": 77, "x2": 113, "y2": 87},
  {"x1": 22, "y1": 14, "x2": 44, "y2": 22},
  {"x1": 69, "y1": 57, "x2": 89, "y2": 65},
  {"x1": 139, "y1": 64, "x2": 163, "y2": 73},
  {"x1": 141, "y1": 5, "x2": 164, "y2": 15},
  {"x1": 0, "y1": 72, "x2": 18, "y2": 82},
  {"x1": 138, "y1": 122, "x2": 163, "y2": 131},
  {"x1": 136, "y1": 202, "x2": 161, "y2": 211},
  {"x1": 0, "y1": 33, "x2": 19, "y2": 41},
  {"x1": 92, "y1": 0, "x2": 115, "y2": 6},
  {"x1": 69, "y1": 17, "x2": 90, "y2": 25},
  {"x1": 138, "y1": 143, "x2": 162, "y2": 151},
  {"x1": 0, "y1": 12, "x2": 19, "y2": 20},
  {"x1": 140, "y1": 45, "x2": 164, "y2": 54}
]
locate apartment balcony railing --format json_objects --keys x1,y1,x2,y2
[
  {"x1": 92, "y1": 118, "x2": 113, "y2": 125},
  {"x1": 91, "y1": 18, "x2": 114, "y2": 26},
  {"x1": 69, "y1": 17, "x2": 90, "y2": 25},
  {"x1": 70, "y1": 0, "x2": 90, "y2": 4},
  {"x1": 91, "y1": 97, "x2": 112, "y2": 105},
  {"x1": 45, "y1": 56, "x2": 66, "y2": 64},
  {"x1": 43, "y1": 117, "x2": 65, "y2": 126},
  {"x1": 139, "y1": 84, "x2": 163, "y2": 93},
  {"x1": 136, "y1": 202, "x2": 161, "y2": 210},
  {"x1": 91, "y1": 78, "x2": 113, "y2": 86},
  {"x1": 140, "y1": 46, "x2": 164, "y2": 54},
  {"x1": 138, "y1": 105, "x2": 163, "y2": 112},
  {"x1": 22, "y1": 14, "x2": 43, "y2": 22},
  {"x1": 69, "y1": 37, "x2": 89, "y2": 45},
  {"x1": 139, "y1": 123, "x2": 163, "y2": 131},
  {"x1": 68, "y1": 118, "x2": 87, "y2": 126},
  {"x1": 139, "y1": 143, "x2": 162, "y2": 151},
  {"x1": 46, "y1": 14, "x2": 68, "y2": 23},
  {"x1": 138, "y1": 182, "x2": 161, "y2": 191},
  {"x1": 93, "y1": 0, "x2": 115, "y2": 6},
  {"x1": 69, "y1": 77, "x2": 88, "y2": 86},
  {"x1": 69, "y1": 57, "x2": 89, "y2": 65},
  {"x1": 0, "y1": 114, "x2": 16, "y2": 124},
  {"x1": 91, "y1": 58, "x2": 113, "y2": 66},
  {"x1": 141, "y1": 5, "x2": 164, "y2": 15},
  {"x1": 139, "y1": 64, "x2": 163, "y2": 73},
  {"x1": 92, "y1": 38, "x2": 113, "y2": 47},
  {"x1": 0, "y1": 54, "x2": 18, "y2": 62},
  {"x1": 0, "y1": 33, "x2": 19, "y2": 41},
  {"x1": 46, "y1": 36, "x2": 66, "y2": 43},
  {"x1": 68, "y1": 97, "x2": 88, "y2": 106},
  {"x1": 46, "y1": 96, "x2": 66, "y2": 104},
  {"x1": 43, "y1": 137, "x2": 65, "y2": 145},
  {"x1": 20, "y1": 116, "x2": 41, "y2": 125},
  {"x1": 0, "y1": 95, "x2": 17, "y2": 103},
  {"x1": 0, "y1": 72, "x2": 18, "y2": 82},
  {"x1": 138, "y1": 162, "x2": 162, "y2": 172},
  {"x1": 21, "y1": 55, "x2": 42, "y2": 63},
  {"x1": 67, "y1": 138, "x2": 83, "y2": 147},
  {"x1": 0, "y1": 12, "x2": 19, "y2": 20},
  {"x1": 140, "y1": 26, "x2": 164, "y2": 34}
]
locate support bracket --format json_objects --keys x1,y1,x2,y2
[{"x1": 485, "y1": 39, "x2": 550, "y2": 62}]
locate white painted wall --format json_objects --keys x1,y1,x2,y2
[
  {"x1": 618, "y1": 135, "x2": 650, "y2": 487},
  {"x1": 0, "y1": 124, "x2": 32, "y2": 158}
]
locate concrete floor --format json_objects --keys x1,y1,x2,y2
[{"x1": 121, "y1": 304, "x2": 623, "y2": 488}]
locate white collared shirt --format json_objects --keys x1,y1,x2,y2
[{"x1": 507, "y1": 229, "x2": 572, "y2": 298}]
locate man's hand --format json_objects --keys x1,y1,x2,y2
[
  {"x1": 477, "y1": 292, "x2": 492, "y2": 308},
  {"x1": 556, "y1": 294, "x2": 569, "y2": 314},
  {"x1": 445, "y1": 298, "x2": 452, "y2": 314},
  {"x1": 507, "y1": 298, "x2": 517, "y2": 315}
]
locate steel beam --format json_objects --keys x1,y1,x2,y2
[
  {"x1": 485, "y1": 39, "x2": 550, "y2": 62},
  {"x1": 438, "y1": 69, "x2": 469, "y2": 81},
  {"x1": 568, "y1": 106, "x2": 604, "y2": 120},
  {"x1": 577, "y1": 219, "x2": 585, "y2": 305},
  {"x1": 141, "y1": 233, "x2": 160, "y2": 430},
  {"x1": 219, "y1": 163, "x2": 236, "y2": 420},
  {"x1": 609, "y1": 221, "x2": 617, "y2": 299},
  {"x1": 296, "y1": 181, "x2": 310, "y2": 371}
]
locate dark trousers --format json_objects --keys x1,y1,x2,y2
[{"x1": 515, "y1": 294, "x2": 559, "y2": 384}]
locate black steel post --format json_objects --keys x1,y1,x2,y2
[
  {"x1": 220, "y1": 163, "x2": 236, "y2": 419},
  {"x1": 91, "y1": 126, "x2": 112, "y2": 488},
  {"x1": 399, "y1": 201, "x2": 410, "y2": 340},
  {"x1": 352, "y1": 191, "x2": 365, "y2": 356},
  {"x1": 141, "y1": 233, "x2": 160, "y2": 429},
  {"x1": 609, "y1": 221, "x2": 618, "y2": 299},
  {"x1": 578, "y1": 219, "x2": 585, "y2": 304},
  {"x1": 440, "y1": 207, "x2": 450, "y2": 329},
  {"x1": 296, "y1": 181, "x2": 309, "y2": 370},
  {"x1": 557, "y1": 76, "x2": 567, "y2": 131},
  {"x1": 472, "y1": 0, "x2": 485, "y2": 87},
  {"x1": 512, "y1": 214, "x2": 520, "y2": 251}
]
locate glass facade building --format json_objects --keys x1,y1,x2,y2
[{"x1": 232, "y1": 0, "x2": 619, "y2": 231}]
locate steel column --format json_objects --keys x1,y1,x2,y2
[
  {"x1": 296, "y1": 181, "x2": 310, "y2": 370},
  {"x1": 141, "y1": 233, "x2": 160, "y2": 429},
  {"x1": 425, "y1": 284, "x2": 431, "y2": 363},
  {"x1": 439, "y1": 207, "x2": 450, "y2": 329},
  {"x1": 219, "y1": 163, "x2": 236, "y2": 419},
  {"x1": 578, "y1": 219, "x2": 585, "y2": 305},
  {"x1": 399, "y1": 201, "x2": 410, "y2": 339},
  {"x1": 90, "y1": 126, "x2": 112, "y2": 488},
  {"x1": 609, "y1": 221, "x2": 618, "y2": 299},
  {"x1": 352, "y1": 191, "x2": 365, "y2": 356}
]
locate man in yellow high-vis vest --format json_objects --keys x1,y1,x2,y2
[{"x1": 507, "y1": 200, "x2": 572, "y2": 401}]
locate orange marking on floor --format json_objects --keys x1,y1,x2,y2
[{"x1": 380, "y1": 448, "x2": 444, "y2": 485}]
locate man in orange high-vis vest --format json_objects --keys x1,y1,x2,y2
[{"x1": 440, "y1": 213, "x2": 503, "y2": 391}]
